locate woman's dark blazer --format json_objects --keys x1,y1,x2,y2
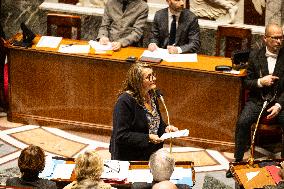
[{"x1": 110, "y1": 92, "x2": 167, "y2": 161}]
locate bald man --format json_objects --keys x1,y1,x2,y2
[{"x1": 227, "y1": 24, "x2": 284, "y2": 178}]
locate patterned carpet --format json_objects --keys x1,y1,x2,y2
[
  {"x1": 0, "y1": 124, "x2": 282, "y2": 188},
  {"x1": 0, "y1": 125, "x2": 233, "y2": 173}
]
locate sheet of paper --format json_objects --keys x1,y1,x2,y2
[
  {"x1": 89, "y1": 40, "x2": 112, "y2": 51},
  {"x1": 246, "y1": 171, "x2": 260, "y2": 181},
  {"x1": 36, "y1": 36, "x2": 62, "y2": 48},
  {"x1": 141, "y1": 48, "x2": 169, "y2": 59},
  {"x1": 58, "y1": 44, "x2": 90, "y2": 54},
  {"x1": 164, "y1": 53, "x2": 198, "y2": 63},
  {"x1": 101, "y1": 160, "x2": 130, "y2": 180},
  {"x1": 170, "y1": 168, "x2": 193, "y2": 186},
  {"x1": 141, "y1": 49, "x2": 197, "y2": 63},
  {"x1": 39, "y1": 155, "x2": 55, "y2": 178},
  {"x1": 127, "y1": 169, "x2": 153, "y2": 183},
  {"x1": 160, "y1": 129, "x2": 189, "y2": 140},
  {"x1": 51, "y1": 164, "x2": 75, "y2": 179},
  {"x1": 224, "y1": 70, "x2": 241, "y2": 75}
]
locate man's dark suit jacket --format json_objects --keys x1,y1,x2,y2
[
  {"x1": 131, "y1": 182, "x2": 191, "y2": 189},
  {"x1": 110, "y1": 92, "x2": 166, "y2": 161},
  {"x1": 150, "y1": 8, "x2": 200, "y2": 53},
  {"x1": 245, "y1": 47, "x2": 284, "y2": 107}
]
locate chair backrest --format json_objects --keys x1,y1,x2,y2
[
  {"x1": 47, "y1": 13, "x2": 81, "y2": 40},
  {"x1": 215, "y1": 26, "x2": 252, "y2": 58}
]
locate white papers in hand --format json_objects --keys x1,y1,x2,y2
[
  {"x1": 36, "y1": 36, "x2": 62, "y2": 48},
  {"x1": 89, "y1": 40, "x2": 112, "y2": 51},
  {"x1": 160, "y1": 129, "x2": 189, "y2": 140},
  {"x1": 58, "y1": 44, "x2": 90, "y2": 54},
  {"x1": 52, "y1": 164, "x2": 75, "y2": 179}
]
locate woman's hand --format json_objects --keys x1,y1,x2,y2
[
  {"x1": 165, "y1": 125, "x2": 178, "y2": 133},
  {"x1": 149, "y1": 134, "x2": 164, "y2": 144}
]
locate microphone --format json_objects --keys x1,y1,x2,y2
[
  {"x1": 155, "y1": 89, "x2": 169, "y2": 125},
  {"x1": 155, "y1": 89, "x2": 173, "y2": 153},
  {"x1": 155, "y1": 89, "x2": 165, "y2": 104},
  {"x1": 248, "y1": 100, "x2": 269, "y2": 166}
]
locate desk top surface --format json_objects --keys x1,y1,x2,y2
[{"x1": 7, "y1": 35, "x2": 246, "y2": 77}]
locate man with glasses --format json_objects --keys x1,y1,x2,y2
[{"x1": 226, "y1": 23, "x2": 284, "y2": 178}]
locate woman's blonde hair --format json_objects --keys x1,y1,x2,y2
[
  {"x1": 75, "y1": 151, "x2": 103, "y2": 182},
  {"x1": 120, "y1": 62, "x2": 152, "y2": 105}
]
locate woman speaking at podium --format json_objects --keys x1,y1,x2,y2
[{"x1": 110, "y1": 62, "x2": 177, "y2": 161}]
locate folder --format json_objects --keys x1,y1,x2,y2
[{"x1": 234, "y1": 167, "x2": 276, "y2": 189}]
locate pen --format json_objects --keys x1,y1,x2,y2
[{"x1": 62, "y1": 43, "x2": 76, "y2": 48}]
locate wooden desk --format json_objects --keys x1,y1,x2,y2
[
  {"x1": 51, "y1": 157, "x2": 194, "y2": 189},
  {"x1": 6, "y1": 36, "x2": 245, "y2": 150}
]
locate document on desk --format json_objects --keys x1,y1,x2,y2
[
  {"x1": 36, "y1": 36, "x2": 62, "y2": 48},
  {"x1": 101, "y1": 160, "x2": 130, "y2": 180},
  {"x1": 58, "y1": 44, "x2": 90, "y2": 54},
  {"x1": 127, "y1": 169, "x2": 153, "y2": 183},
  {"x1": 171, "y1": 167, "x2": 193, "y2": 187},
  {"x1": 51, "y1": 164, "x2": 75, "y2": 179},
  {"x1": 160, "y1": 129, "x2": 189, "y2": 140},
  {"x1": 89, "y1": 40, "x2": 112, "y2": 51},
  {"x1": 164, "y1": 53, "x2": 197, "y2": 63},
  {"x1": 39, "y1": 155, "x2": 58, "y2": 178},
  {"x1": 141, "y1": 49, "x2": 197, "y2": 62},
  {"x1": 141, "y1": 48, "x2": 169, "y2": 59}
]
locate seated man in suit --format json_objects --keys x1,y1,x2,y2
[
  {"x1": 148, "y1": 0, "x2": 200, "y2": 54},
  {"x1": 131, "y1": 149, "x2": 190, "y2": 189},
  {"x1": 97, "y1": 0, "x2": 148, "y2": 51},
  {"x1": 226, "y1": 23, "x2": 284, "y2": 178}
]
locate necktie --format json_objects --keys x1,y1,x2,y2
[
  {"x1": 122, "y1": 0, "x2": 128, "y2": 12},
  {"x1": 169, "y1": 15, "x2": 176, "y2": 45}
]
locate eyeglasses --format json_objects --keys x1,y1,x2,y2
[
  {"x1": 266, "y1": 35, "x2": 284, "y2": 41},
  {"x1": 144, "y1": 72, "x2": 156, "y2": 81}
]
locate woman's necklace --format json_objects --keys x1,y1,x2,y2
[{"x1": 144, "y1": 94, "x2": 153, "y2": 114}]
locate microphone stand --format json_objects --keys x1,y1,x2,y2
[
  {"x1": 156, "y1": 91, "x2": 173, "y2": 153},
  {"x1": 247, "y1": 100, "x2": 268, "y2": 166}
]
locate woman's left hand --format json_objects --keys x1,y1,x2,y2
[{"x1": 165, "y1": 125, "x2": 178, "y2": 133}]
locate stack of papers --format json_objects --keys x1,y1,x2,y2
[
  {"x1": 36, "y1": 36, "x2": 62, "y2": 48},
  {"x1": 89, "y1": 40, "x2": 112, "y2": 52},
  {"x1": 160, "y1": 129, "x2": 189, "y2": 140},
  {"x1": 141, "y1": 48, "x2": 198, "y2": 62}
]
